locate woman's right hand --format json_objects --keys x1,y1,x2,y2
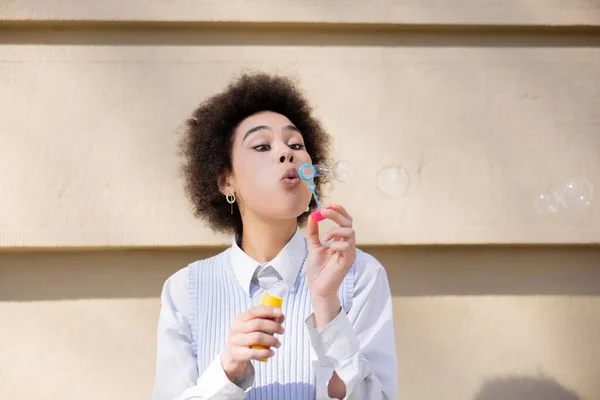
[{"x1": 220, "y1": 305, "x2": 285, "y2": 382}]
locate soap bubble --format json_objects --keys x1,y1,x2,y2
[
  {"x1": 313, "y1": 164, "x2": 331, "y2": 178},
  {"x1": 376, "y1": 165, "x2": 410, "y2": 199},
  {"x1": 534, "y1": 190, "x2": 559, "y2": 215},
  {"x1": 333, "y1": 160, "x2": 356, "y2": 184},
  {"x1": 301, "y1": 162, "x2": 352, "y2": 184},
  {"x1": 561, "y1": 178, "x2": 593, "y2": 209}
]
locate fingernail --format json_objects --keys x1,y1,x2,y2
[
  {"x1": 311, "y1": 210, "x2": 325, "y2": 222},
  {"x1": 273, "y1": 308, "x2": 282, "y2": 316}
]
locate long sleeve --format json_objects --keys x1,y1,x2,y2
[
  {"x1": 151, "y1": 268, "x2": 254, "y2": 400},
  {"x1": 305, "y1": 256, "x2": 398, "y2": 400}
]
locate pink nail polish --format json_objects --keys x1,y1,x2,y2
[{"x1": 311, "y1": 210, "x2": 325, "y2": 222}]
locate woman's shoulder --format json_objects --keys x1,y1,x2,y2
[
  {"x1": 353, "y1": 247, "x2": 384, "y2": 272},
  {"x1": 351, "y1": 247, "x2": 389, "y2": 285}
]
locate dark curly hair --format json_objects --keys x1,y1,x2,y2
[{"x1": 178, "y1": 71, "x2": 332, "y2": 236}]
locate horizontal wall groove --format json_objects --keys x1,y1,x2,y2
[{"x1": 1, "y1": 21, "x2": 600, "y2": 47}]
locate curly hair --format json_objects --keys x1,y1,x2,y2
[{"x1": 178, "y1": 71, "x2": 332, "y2": 236}]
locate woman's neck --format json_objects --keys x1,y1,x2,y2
[{"x1": 240, "y1": 217, "x2": 298, "y2": 263}]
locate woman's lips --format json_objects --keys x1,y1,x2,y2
[{"x1": 281, "y1": 177, "x2": 301, "y2": 187}]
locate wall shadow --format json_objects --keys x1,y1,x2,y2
[
  {"x1": 378, "y1": 245, "x2": 600, "y2": 297},
  {"x1": 474, "y1": 375, "x2": 583, "y2": 400},
  {"x1": 0, "y1": 245, "x2": 599, "y2": 301},
  {"x1": 0, "y1": 23, "x2": 599, "y2": 48},
  {"x1": 0, "y1": 247, "x2": 222, "y2": 301}
]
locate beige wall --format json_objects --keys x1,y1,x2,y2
[
  {"x1": 1, "y1": 1, "x2": 600, "y2": 399},
  {"x1": 2, "y1": 24, "x2": 600, "y2": 247}
]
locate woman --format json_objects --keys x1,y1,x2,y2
[{"x1": 151, "y1": 72, "x2": 398, "y2": 399}]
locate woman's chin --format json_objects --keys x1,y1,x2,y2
[{"x1": 260, "y1": 207, "x2": 309, "y2": 221}]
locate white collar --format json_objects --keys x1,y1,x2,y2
[{"x1": 230, "y1": 228, "x2": 306, "y2": 296}]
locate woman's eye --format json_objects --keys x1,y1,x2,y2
[
  {"x1": 253, "y1": 144, "x2": 270, "y2": 152},
  {"x1": 289, "y1": 143, "x2": 305, "y2": 150}
]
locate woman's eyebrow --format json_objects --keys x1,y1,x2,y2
[
  {"x1": 242, "y1": 125, "x2": 271, "y2": 142},
  {"x1": 284, "y1": 125, "x2": 301, "y2": 134}
]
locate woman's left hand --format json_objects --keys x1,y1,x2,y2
[{"x1": 305, "y1": 204, "x2": 357, "y2": 301}]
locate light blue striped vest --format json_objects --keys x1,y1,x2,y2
[{"x1": 188, "y1": 241, "x2": 356, "y2": 399}]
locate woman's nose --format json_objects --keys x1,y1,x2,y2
[{"x1": 278, "y1": 148, "x2": 294, "y2": 163}]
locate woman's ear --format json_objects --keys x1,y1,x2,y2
[{"x1": 217, "y1": 170, "x2": 234, "y2": 196}]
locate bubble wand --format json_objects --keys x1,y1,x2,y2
[{"x1": 299, "y1": 163, "x2": 332, "y2": 222}]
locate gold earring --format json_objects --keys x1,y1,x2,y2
[{"x1": 226, "y1": 193, "x2": 236, "y2": 214}]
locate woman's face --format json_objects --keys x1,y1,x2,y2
[{"x1": 223, "y1": 111, "x2": 314, "y2": 222}]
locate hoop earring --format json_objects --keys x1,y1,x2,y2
[{"x1": 226, "y1": 193, "x2": 236, "y2": 214}]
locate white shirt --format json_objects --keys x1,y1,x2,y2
[{"x1": 151, "y1": 229, "x2": 398, "y2": 399}]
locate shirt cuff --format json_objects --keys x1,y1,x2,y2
[
  {"x1": 305, "y1": 308, "x2": 360, "y2": 368},
  {"x1": 195, "y1": 354, "x2": 254, "y2": 398}
]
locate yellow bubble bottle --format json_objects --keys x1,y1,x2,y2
[{"x1": 251, "y1": 281, "x2": 286, "y2": 362}]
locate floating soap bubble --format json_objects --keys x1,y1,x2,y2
[
  {"x1": 333, "y1": 160, "x2": 356, "y2": 184},
  {"x1": 533, "y1": 189, "x2": 559, "y2": 215},
  {"x1": 376, "y1": 165, "x2": 410, "y2": 199},
  {"x1": 561, "y1": 178, "x2": 593, "y2": 210},
  {"x1": 301, "y1": 161, "x2": 354, "y2": 184},
  {"x1": 313, "y1": 164, "x2": 331, "y2": 178}
]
